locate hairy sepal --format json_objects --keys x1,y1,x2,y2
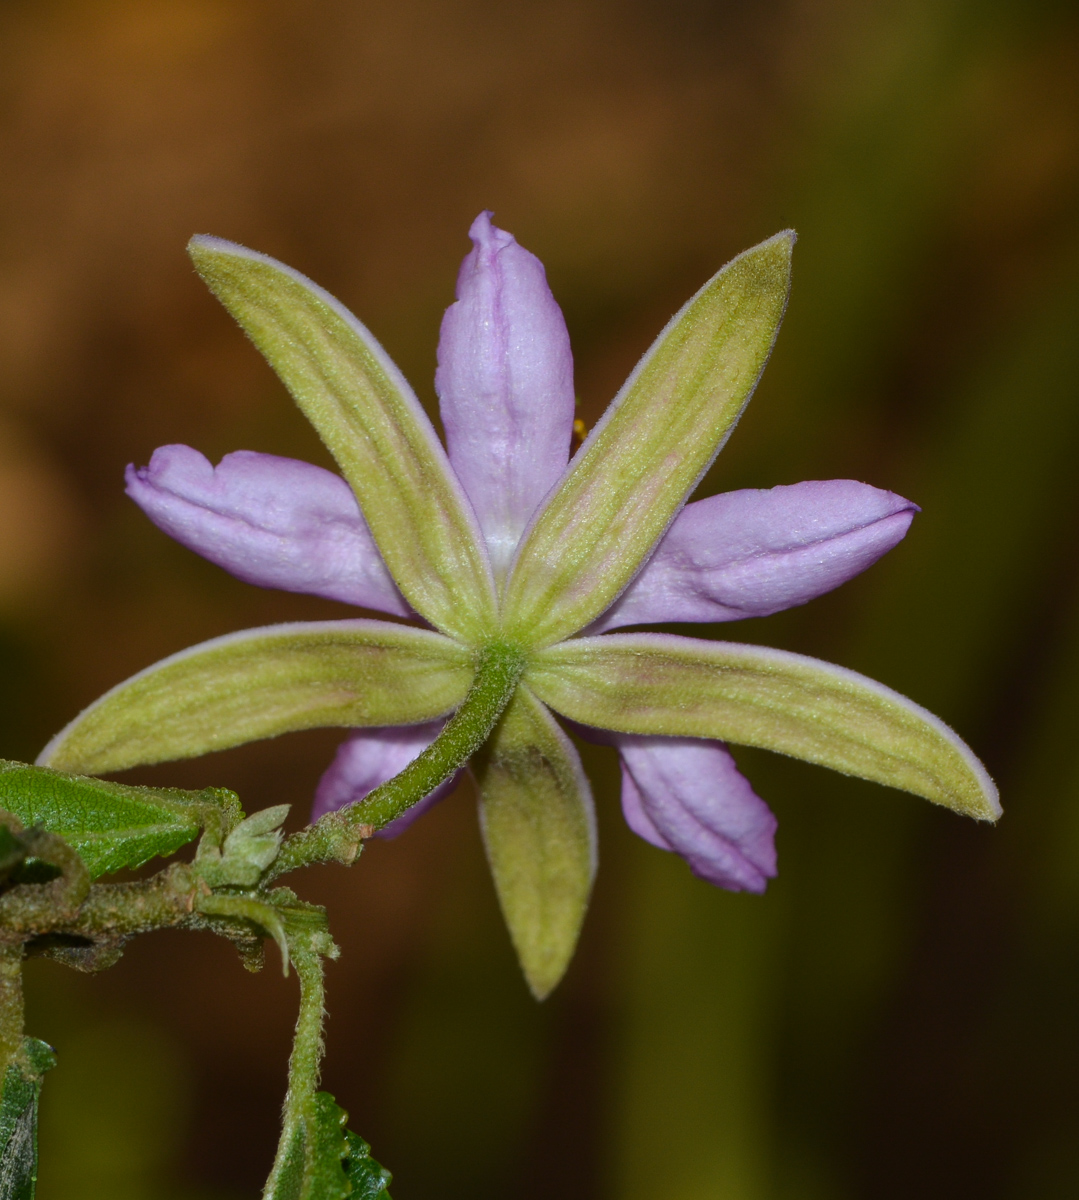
[
  {"x1": 473, "y1": 687, "x2": 596, "y2": 999},
  {"x1": 37, "y1": 621, "x2": 471, "y2": 776},
  {"x1": 527, "y1": 634, "x2": 999, "y2": 821},
  {"x1": 502, "y1": 232, "x2": 794, "y2": 647},
  {"x1": 188, "y1": 236, "x2": 496, "y2": 642}
]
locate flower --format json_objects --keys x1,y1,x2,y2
[{"x1": 38, "y1": 213, "x2": 998, "y2": 998}]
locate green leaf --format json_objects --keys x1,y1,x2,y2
[
  {"x1": 264, "y1": 1092, "x2": 391, "y2": 1200},
  {"x1": 189, "y1": 236, "x2": 496, "y2": 643},
  {"x1": 0, "y1": 761, "x2": 238, "y2": 879},
  {"x1": 528, "y1": 633, "x2": 999, "y2": 820},
  {"x1": 502, "y1": 232, "x2": 794, "y2": 648},
  {"x1": 473, "y1": 686, "x2": 597, "y2": 999},
  {"x1": 343, "y1": 1128, "x2": 393, "y2": 1199},
  {"x1": 0, "y1": 1039, "x2": 55, "y2": 1200},
  {"x1": 266, "y1": 1121, "x2": 307, "y2": 1200},
  {"x1": 37, "y1": 620, "x2": 472, "y2": 776}
]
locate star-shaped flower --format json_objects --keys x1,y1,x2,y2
[{"x1": 38, "y1": 213, "x2": 998, "y2": 997}]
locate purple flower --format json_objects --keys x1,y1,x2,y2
[{"x1": 40, "y1": 213, "x2": 997, "y2": 997}]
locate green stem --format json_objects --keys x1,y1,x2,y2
[
  {"x1": 0, "y1": 945, "x2": 23, "y2": 1076},
  {"x1": 269, "y1": 639, "x2": 526, "y2": 879},
  {"x1": 0, "y1": 827, "x2": 90, "y2": 935},
  {"x1": 262, "y1": 944, "x2": 326, "y2": 1200},
  {"x1": 64, "y1": 863, "x2": 196, "y2": 939}
]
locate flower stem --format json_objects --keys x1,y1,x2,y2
[
  {"x1": 268, "y1": 639, "x2": 527, "y2": 878},
  {"x1": 352, "y1": 639, "x2": 527, "y2": 828}
]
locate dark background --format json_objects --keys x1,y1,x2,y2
[{"x1": 1, "y1": 0, "x2": 1077, "y2": 1196}]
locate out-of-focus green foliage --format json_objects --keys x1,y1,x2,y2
[
  {"x1": 615, "y1": 3, "x2": 1079, "y2": 1199},
  {"x1": 33, "y1": 1021, "x2": 189, "y2": 1200}
]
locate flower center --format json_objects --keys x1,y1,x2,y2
[{"x1": 347, "y1": 639, "x2": 528, "y2": 830}]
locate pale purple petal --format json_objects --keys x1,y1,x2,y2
[
  {"x1": 435, "y1": 211, "x2": 575, "y2": 577},
  {"x1": 126, "y1": 445, "x2": 412, "y2": 616},
  {"x1": 312, "y1": 721, "x2": 460, "y2": 836},
  {"x1": 618, "y1": 770, "x2": 675, "y2": 851},
  {"x1": 590, "y1": 480, "x2": 918, "y2": 631},
  {"x1": 615, "y1": 734, "x2": 777, "y2": 892}
]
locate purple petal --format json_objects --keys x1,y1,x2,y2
[
  {"x1": 435, "y1": 212, "x2": 575, "y2": 577},
  {"x1": 618, "y1": 770, "x2": 675, "y2": 851},
  {"x1": 312, "y1": 721, "x2": 459, "y2": 837},
  {"x1": 590, "y1": 480, "x2": 918, "y2": 631},
  {"x1": 615, "y1": 734, "x2": 777, "y2": 892},
  {"x1": 126, "y1": 445, "x2": 412, "y2": 616}
]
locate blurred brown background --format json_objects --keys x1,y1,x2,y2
[{"x1": 1, "y1": 0, "x2": 1078, "y2": 1196}]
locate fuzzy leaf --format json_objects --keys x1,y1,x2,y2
[
  {"x1": 189, "y1": 236, "x2": 497, "y2": 642},
  {"x1": 502, "y1": 232, "x2": 794, "y2": 647},
  {"x1": 473, "y1": 686, "x2": 596, "y2": 999},
  {"x1": 528, "y1": 633, "x2": 999, "y2": 821},
  {"x1": 343, "y1": 1127, "x2": 394, "y2": 1199},
  {"x1": 0, "y1": 761, "x2": 238, "y2": 879},
  {"x1": 0, "y1": 1039, "x2": 55, "y2": 1200},
  {"x1": 37, "y1": 621, "x2": 472, "y2": 776},
  {"x1": 264, "y1": 1092, "x2": 391, "y2": 1200}
]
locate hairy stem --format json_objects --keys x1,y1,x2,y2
[
  {"x1": 262, "y1": 944, "x2": 326, "y2": 1199},
  {"x1": 0, "y1": 827, "x2": 90, "y2": 935},
  {"x1": 269, "y1": 639, "x2": 527, "y2": 878},
  {"x1": 0, "y1": 945, "x2": 23, "y2": 1076},
  {"x1": 59, "y1": 864, "x2": 197, "y2": 939}
]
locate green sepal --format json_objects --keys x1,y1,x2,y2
[
  {"x1": 0, "y1": 760, "x2": 241, "y2": 879},
  {"x1": 38, "y1": 621, "x2": 472, "y2": 777},
  {"x1": 268, "y1": 640, "x2": 526, "y2": 879},
  {"x1": 0, "y1": 1038, "x2": 55, "y2": 1200},
  {"x1": 473, "y1": 687, "x2": 596, "y2": 1000},
  {"x1": 528, "y1": 634, "x2": 999, "y2": 821},
  {"x1": 188, "y1": 236, "x2": 496, "y2": 643},
  {"x1": 264, "y1": 1092, "x2": 391, "y2": 1200},
  {"x1": 503, "y1": 231, "x2": 794, "y2": 648}
]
